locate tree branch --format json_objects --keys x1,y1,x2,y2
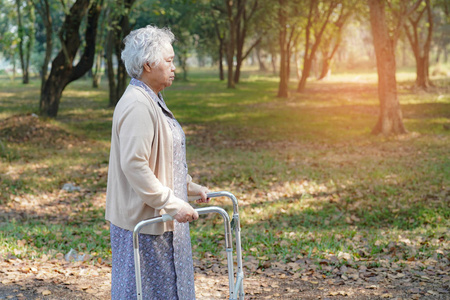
[{"x1": 242, "y1": 37, "x2": 261, "y2": 61}]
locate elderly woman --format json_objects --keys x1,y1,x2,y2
[{"x1": 105, "y1": 25, "x2": 209, "y2": 299}]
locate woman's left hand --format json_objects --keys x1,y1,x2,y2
[{"x1": 195, "y1": 188, "x2": 210, "y2": 204}]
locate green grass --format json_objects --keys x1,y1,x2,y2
[{"x1": 0, "y1": 69, "x2": 449, "y2": 270}]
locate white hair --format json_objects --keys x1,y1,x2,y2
[{"x1": 121, "y1": 25, "x2": 175, "y2": 79}]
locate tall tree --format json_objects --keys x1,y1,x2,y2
[
  {"x1": 194, "y1": 6, "x2": 226, "y2": 80},
  {"x1": 368, "y1": 0, "x2": 406, "y2": 135},
  {"x1": 233, "y1": 0, "x2": 262, "y2": 83},
  {"x1": 404, "y1": 0, "x2": 433, "y2": 89},
  {"x1": 277, "y1": 0, "x2": 302, "y2": 97},
  {"x1": 31, "y1": 0, "x2": 53, "y2": 93},
  {"x1": 296, "y1": 0, "x2": 339, "y2": 92},
  {"x1": 223, "y1": 0, "x2": 241, "y2": 88},
  {"x1": 105, "y1": 0, "x2": 136, "y2": 106},
  {"x1": 92, "y1": 8, "x2": 108, "y2": 88},
  {"x1": 212, "y1": 10, "x2": 227, "y2": 81},
  {"x1": 39, "y1": 0, "x2": 101, "y2": 117},
  {"x1": 317, "y1": 1, "x2": 354, "y2": 80},
  {"x1": 15, "y1": 0, "x2": 35, "y2": 84},
  {"x1": 221, "y1": 0, "x2": 267, "y2": 87}
]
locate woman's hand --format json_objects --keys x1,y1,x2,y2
[
  {"x1": 173, "y1": 201, "x2": 199, "y2": 223},
  {"x1": 195, "y1": 187, "x2": 210, "y2": 204}
]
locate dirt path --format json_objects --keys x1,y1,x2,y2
[{"x1": 1, "y1": 256, "x2": 447, "y2": 299}]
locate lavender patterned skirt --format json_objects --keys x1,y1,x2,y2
[
  {"x1": 110, "y1": 223, "x2": 178, "y2": 299},
  {"x1": 110, "y1": 221, "x2": 196, "y2": 300}
]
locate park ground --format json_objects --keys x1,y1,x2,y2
[{"x1": 0, "y1": 69, "x2": 449, "y2": 299}]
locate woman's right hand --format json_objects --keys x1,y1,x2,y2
[{"x1": 173, "y1": 201, "x2": 199, "y2": 223}]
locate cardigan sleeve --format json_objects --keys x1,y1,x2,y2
[
  {"x1": 118, "y1": 100, "x2": 185, "y2": 216},
  {"x1": 186, "y1": 174, "x2": 206, "y2": 196}
]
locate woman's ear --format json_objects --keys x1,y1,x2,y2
[{"x1": 143, "y1": 62, "x2": 152, "y2": 72}]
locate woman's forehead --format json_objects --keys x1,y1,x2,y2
[{"x1": 161, "y1": 43, "x2": 174, "y2": 58}]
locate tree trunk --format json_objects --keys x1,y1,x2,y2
[
  {"x1": 40, "y1": 0, "x2": 101, "y2": 117},
  {"x1": 178, "y1": 51, "x2": 188, "y2": 81},
  {"x1": 415, "y1": 56, "x2": 430, "y2": 88},
  {"x1": 404, "y1": 0, "x2": 433, "y2": 89},
  {"x1": 12, "y1": 56, "x2": 16, "y2": 81},
  {"x1": 15, "y1": 0, "x2": 29, "y2": 84},
  {"x1": 32, "y1": 0, "x2": 53, "y2": 91},
  {"x1": 41, "y1": 0, "x2": 52, "y2": 93},
  {"x1": 92, "y1": 8, "x2": 107, "y2": 88},
  {"x1": 297, "y1": 58, "x2": 312, "y2": 92},
  {"x1": 225, "y1": 0, "x2": 236, "y2": 89},
  {"x1": 317, "y1": 33, "x2": 343, "y2": 80},
  {"x1": 105, "y1": 33, "x2": 117, "y2": 106},
  {"x1": 271, "y1": 51, "x2": 277, "y2": 75},
  {"x1": 106, "y1": 0, "x2": 135, "y2": 107},
  {"x1": 92, "y1": 52, "x2": 103, "y2": 88},
  {"x1": 226, "y1": 45, "x2": 235, "y2": 88},
  {"x1": 212, "y1": 9, "x2": 225, "y2": 81},
  {"x1": 277, "y1": 0, "x2": 288, "y2": 98},
  {"x1": 219, "y1": 39, "x2": 225, "y2": 80},
  {"x1": 368, "y1": 0, "x2": 406, "y2": 135},
  {"x1": 294, "y1": 49, "x2": 301, "y2": 80},
  {"x1": 278, "y1": 50, "x2": 289, "y2": 97},
  {"x1": 24, "y1": 4, "x2": 34, "y2": 83},
  {"x1": 24, "y1": 29, "x2": 32, "y2": 83},
  {"x1": 318, "y1": 57, "x2": 331, "y2": 80},
  {"x1": 255, "y1": 44, "x2": 267, "y2": 72},
  {"x1": 115, "y1": 39, "x2": 128, "y2": 102},
  {"x1": 234, "y1": 16, "x2": 244, "y2": 84},
  {"x1": 297, "y1": 0, "x2": 335, "y2": 92}
]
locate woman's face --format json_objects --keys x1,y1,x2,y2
[{"x1": 145, "y1": 42, "x2": 176, "y2": 93}]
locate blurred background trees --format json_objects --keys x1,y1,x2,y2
[{"x1": 0, "y1": 0, "x2": 448, "y2": 133}]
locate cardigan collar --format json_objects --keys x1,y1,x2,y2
[{"x1": 130, "y1": 77, "x2": 174, "y2": 118}]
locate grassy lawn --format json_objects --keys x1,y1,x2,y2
[{"x1": 0, "y1": 69, "x2": 449, "y2": 274}]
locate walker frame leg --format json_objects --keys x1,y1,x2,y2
[{"x1": 133, "y1": 192, "x2": 244, "y2": 300}]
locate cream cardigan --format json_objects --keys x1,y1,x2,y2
[{"x1": 105, "y1": 85, "x2": 203, "y2": 235}]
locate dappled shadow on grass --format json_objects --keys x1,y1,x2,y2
[
  {"x1": 402, "y1": 102, "x2": 450, "y2": 119},
  {"x1": 0, "y1": 114, "x2": 82, "y2": 149},
  {"x1": 1, "y1": 74, "x2": 449, "y2": 283},
  {"x1": 176, "y1": 76, "x2": 450, "y2": 145},
  {"x1": 242, "y1": 191, "x2": 448, "y2": 232},
  {"x1": 0, "y1": 82, "x2": 40, "y2": 116},
  {"x1": 0, "y1": 189, "x2": 110, "y2": 261}
]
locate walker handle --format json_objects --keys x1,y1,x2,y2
[
  {"x1": 161, "y1": 214, "x2": 173, "y2": 222},
  {"x1": 188, "y1": 192, "x2": 215, "y2": 202},
  {"x1": 188, "y1": 195, "x2": 202, "y2": 202}
]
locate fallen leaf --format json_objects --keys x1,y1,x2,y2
[{"x1": 365, "y1": 285, "x2": 379, "y2": 289}]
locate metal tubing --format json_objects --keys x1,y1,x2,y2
[
  {"x1": 196, "y1": 207, "x2": 232, "y2": 249},
  {"x1": 133, "y1": 206, "x2": 236, "y2": 300},
  {"x1": 196, "y1": 207, "x2": 236, "y2": 300},
  {"x1": 133, "y1": 214, "x2": 171, "y2": 300},
  {"x1": 134, "y1": 248, "x2": 142, "y2": 300},
  {"x1": 205, "y1": 191, "x2": 239, "y2": 214},
  {"x1": 205, "y1": 192, "x2": 245, "y2": 299}
]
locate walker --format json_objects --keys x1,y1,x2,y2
[{"x1": 133, "y1": 191, "x2": 245, "y2": 300}]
